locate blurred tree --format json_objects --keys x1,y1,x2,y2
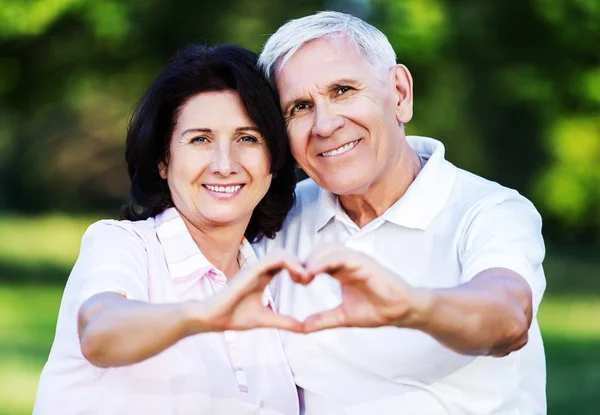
[{"x1": 0, "y1": 0, "x2": 598, "y2": 246}]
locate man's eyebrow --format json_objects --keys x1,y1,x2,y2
[
  {"x1": 281, "y1": 96, "x2": 307, "y2": 113},
  {"x1": 281, "y1": 79, "x2": 361, "y2": 112},
  {"x1": 327, "y1": 78, "x2": 360, "y2": 89}
]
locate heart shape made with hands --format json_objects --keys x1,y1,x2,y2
[{"x1": 225, "y1": 245, "x2": 415, "y2": 334}]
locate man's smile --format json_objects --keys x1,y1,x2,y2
[{"x1": 319, "y1": 139, "x2": 361, "y2": 157}]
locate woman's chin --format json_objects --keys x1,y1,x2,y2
[{"x1": 200, "y1": 210, "x2": 252, "y2": 228}]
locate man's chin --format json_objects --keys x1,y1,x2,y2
[{"x1": 318, "y1": 178, "x2": 370, "y2": 197}]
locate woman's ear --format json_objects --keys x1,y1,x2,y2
[{"x1": 158, "y1": 161, "x2": 167, "y2": 180}]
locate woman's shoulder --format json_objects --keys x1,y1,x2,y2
[{"x1": 81, "y1": 217, "x2": 158, "y2": 250}]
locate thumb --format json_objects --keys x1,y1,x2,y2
[
  {"x1": 257, "y1": 309, "x2": 305, "y2": 333},
  {"x1": 302, "y1": 306, "x2": 347, "y2": 333}
]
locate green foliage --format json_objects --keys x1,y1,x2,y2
[
  {"x1": 0, "y1": 0, "x2": 598, "y2": 241},
  {"x1": 0, "y1": 0, "x2": 83, "y2": 38}
]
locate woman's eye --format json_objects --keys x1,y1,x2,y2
[
  {"x1": 240, "y1": 135, "x2": 258, "y2": 143},
  {"x1": 336, "y1": 86, "x2": 352, "y2": 95},
  {"x1": 191, "y1": 136, "x2": 208, "y2": 143}
]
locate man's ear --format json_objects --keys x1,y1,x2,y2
[
  {"x1": 158, "y1": 161, "x2": 167, "y2": 180},
  {"x1": 390, "y1": 64, "x2": 414, "y2": 124}
]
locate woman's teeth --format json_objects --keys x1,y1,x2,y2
[{"x1": 205, "y1": 185, "x2": 242, "y2": 193}]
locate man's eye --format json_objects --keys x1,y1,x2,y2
[
  {"x1": 291, "y1": 103, "x2": 309, "y2": 115},
  {"x1": 336, "y1": 86, "x2": 353, "y2": 95},
  {"x1": 240, "y1": 135, "x2": 258, "y2": 143}
]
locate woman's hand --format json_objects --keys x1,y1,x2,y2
[
  {"x1": 78, "y1": 250, "x2": 306, "y2": 367},
  {"x1": 184, "y1": 250, "x2": 307, "y2": 333}
]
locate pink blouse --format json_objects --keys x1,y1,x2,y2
[{"x1": 34, "y1": 208, "x2": 299, "y2": 414}]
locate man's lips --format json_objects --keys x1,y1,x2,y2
[{"x1": 319, "y1": 139, "x2": 361, "y2": 157}]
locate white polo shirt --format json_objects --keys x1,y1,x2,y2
[{"x1": 255, "y1": 136, "x2": 546, "y2": 415}]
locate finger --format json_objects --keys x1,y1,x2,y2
[
  {"x1": 283, "y1": 259, "x2": 310, "y2": 285},
  {"x1": 260, "y1": 250, "x2": 307, "y2": 282},
  {"x1": 304, "y1": 245, "x2": 344, "y2": 275},
  {"x1": 296, "y1": 269, "x2": 317, "y2": 285},
  {"x1": 230, "y1": 251, "x2": 305, "y2": 294},
  {"x1": 302, "y1": 306, "x2": 348, "y2": 333},
  {"x1": 257, "y1": 310, "x2": 305, "y2": 333},
  {"x1": 305, "y1": 247, "x2": 358, "y2": 281}
]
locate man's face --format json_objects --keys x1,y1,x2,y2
[{"x1": 276, "y1": 36, "x2": 413, "y2": 195}]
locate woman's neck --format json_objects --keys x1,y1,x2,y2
[{"x1": 179, "y1": 213, "x2": 248, "y2": 278}]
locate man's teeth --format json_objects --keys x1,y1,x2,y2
[
  {"x1": 321, "y1": 140, "x2": 359, "y2": 157},
  {"x1": 205, "y1": 185, "x2": 242, "y2": 193}
]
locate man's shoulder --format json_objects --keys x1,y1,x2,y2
[
  {"x1": 284, "y1": 177, "x2": 324, "y2": 228},
  {"x1": 451, "y1": 167, "x2": 539, "y2": 221},
  {"x1": 286, "y1": 177, "x2": 323, "y2": 222},
  {"x1": 451, "y1": 165, "x2": 512, "y2": 200},
  {"x1": 254, "y1": 178, "x2": 322, "y2": 255},
  {"x1": 294, "y1": 177, "x2": 322, "y2": 206}
]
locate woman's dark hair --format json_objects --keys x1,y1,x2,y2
[{"x1": 121, "y1": 44, "x2": 296, "y2": 242}]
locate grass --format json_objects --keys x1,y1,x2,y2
[
  {"x1": 0, "y1": 287, "x2": 598, "y2": 414},
  {"x1": 0, "y1": 214, "x2": 599, "y2": 414},
  {"x1": 0, "y1": 286, "x2": 64, "y2": 414},
  {"x1": 0, "y1": 214, "x2": 97, "y2": 285}
]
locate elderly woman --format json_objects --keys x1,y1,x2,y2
[{"x1": 34, "y1": 45, "x2": 302, "y2": 414}]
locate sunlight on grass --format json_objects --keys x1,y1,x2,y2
[
  {"x1": 0, "y1": 285, "x2": 598, "y2": 414},
  {"x1": 0, "y1": 286, "x2": 62, "y2": 415},
  {"x1": 0, "y1": 360, "x2": 43, "y2": 414},
  {"x1": 538, "y1": 295, "x2": 600, "y2": 340},
  {"x1": 0, "y1": 214, "x2": 100, "y2": 268},
  {"x1": 0, "y1": 285, "x2": 63, "y2": 341}
]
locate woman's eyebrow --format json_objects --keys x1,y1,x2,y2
[
  {"x1": 235, "y1": 126, "x2": 260, "y2": 132},
  {"x1": 181, "y1": 128, "x2": 211, "y2": 136}
]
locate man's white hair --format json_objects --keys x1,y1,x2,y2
[{"x1": 258, "y1": 11, "x2": 397, "y2": 86}]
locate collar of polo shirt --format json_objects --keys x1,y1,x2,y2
[{"x1": 314, "y1": 136, "x2": 457, "y2": 232}]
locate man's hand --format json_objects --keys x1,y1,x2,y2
[
  {"x1": 300, "y1": 246, "x2": 532, "y2": 357},
  {"x1": 301, "y1": 246, "x2": 428, "y2": 333},
  {"x1": 189, "y1": 250, "x2": 308, "y2": 333}
]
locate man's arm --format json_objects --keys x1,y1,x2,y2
[
  {"x1": 411, "y1": 268, "x2": 533, "y2": 356},
  {"x1": 302, "y1": 192, "x2": 545, "y2": 356},
  {"x1": 301, "y1": 247, "x2": 535, "y2": 356}
]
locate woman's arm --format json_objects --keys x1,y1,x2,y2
[
  {"x1": 78, "y1": 293, "x2": 196, "y2": 368},
  {"x1": 77, "y1": 250, "x2": 306, "y2": 368}
]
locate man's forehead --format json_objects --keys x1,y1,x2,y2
[
  {"x1": 277, "y1": 36, "x2": 364, "y2": 74},
  {"x1": 275, "y1": 37, "x2": 369, "y2": 95}
]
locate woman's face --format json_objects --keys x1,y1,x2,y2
[{"x1": 160, "y1": 90, "x2": 272, "y2": 231}]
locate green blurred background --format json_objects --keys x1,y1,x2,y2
[{"x1": 0, "y1": 0, "x2": 598, "y2": 413}]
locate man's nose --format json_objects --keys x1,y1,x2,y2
[{"x1": 311, "y1": 102, "x2": 344, "y2": 138}]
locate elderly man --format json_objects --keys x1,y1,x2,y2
[{"x1": 255, "y1": 11, "x2": 546, "y2": 415}]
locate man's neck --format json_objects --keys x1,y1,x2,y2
[{"x1": 339, "y1": 139, "x2": 422, "y2": 228}]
